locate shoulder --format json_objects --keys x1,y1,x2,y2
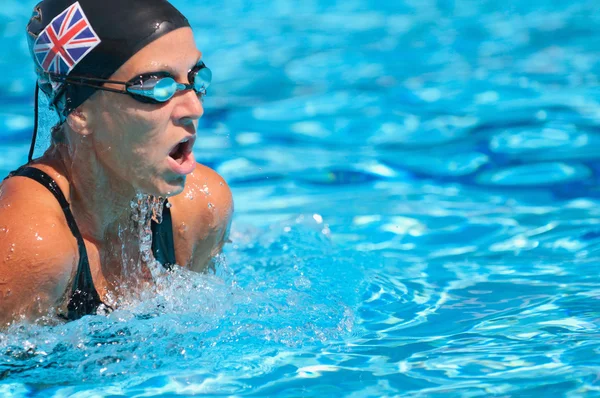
[
  {"x1": 0, "y1": 172, "x2": 78, "y2": 323},
  {"x1": 168, "y1": 163, "x2": 233, "y2": 270},
  {"x1": 170, "y1": 163, "x2": 233, "y2": 231},
  {"x1": 0, "y1": 171, "x2": 78, "y2": 253}
]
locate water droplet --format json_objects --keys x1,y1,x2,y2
[
  {"x1": 294, "y1": 276, "x2": 312, "y2": 290},
  {"x1": 178, "y1": 223, "x2": 188, "y2": 234}
]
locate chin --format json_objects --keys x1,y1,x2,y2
[
  {"x1": 158, "y1": 175, "x2": 187, "y2": 197},
  {"x1": 135, "y1": 175, "x2": 186, "y2": 198},
  {"x1": 134, "y1": 169, "x2": 186, "y2": 198}
]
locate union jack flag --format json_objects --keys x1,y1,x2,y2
[{"x1": 33, "y1": 2, "x2": 101, "y2": 75}]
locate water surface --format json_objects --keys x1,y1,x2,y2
[{"x1": 1, "y1": 0, "x2": 600, "y2": 396}]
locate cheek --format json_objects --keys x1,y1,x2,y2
[{"x1": 95, "y1": 95, "x2": 172, "y2": 159}]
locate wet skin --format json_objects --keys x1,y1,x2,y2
[{"x1": 0, "y1": 28, "x2": 233, "y2": 324}]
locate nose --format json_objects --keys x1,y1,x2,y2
[{"x1": 173, "y1": 89, "x2": 204, "y2": 126}]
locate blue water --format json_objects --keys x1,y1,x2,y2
[{"x1": 1, "y1": 0, "x2": 600, "y2": 396}]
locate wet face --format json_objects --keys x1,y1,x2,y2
[{"x1": 80, "y1": 27, "x2": 203, "y2": 197}]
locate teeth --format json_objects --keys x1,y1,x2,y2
[{"x1": 180, "y1": 138, "x2": 189, "y2": 144}]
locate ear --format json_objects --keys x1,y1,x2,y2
[{"x1": 66, "y1": 108, "x2": 92, "y2": 137}]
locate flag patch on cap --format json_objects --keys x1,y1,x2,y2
[{"x1": 33, "y1": 1, "x2": 101, "y2": 75}]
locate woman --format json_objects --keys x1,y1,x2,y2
[{"x1": 0, "y1": 0, "x2": 233, "y2": 323}]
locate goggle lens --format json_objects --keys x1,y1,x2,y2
[
  {"x1": 127, "y1": 61, "x2": 212, "y2": 103},
  {"x1": 192, "y1": 65, "x2": 212, "y2": 93},
  {"x1": 153, "y1": 77, "x2": 181, "y2": 102}
]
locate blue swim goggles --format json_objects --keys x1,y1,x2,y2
[{"x1": 48, "y1": 60, "x2": 212, "y2": 104}]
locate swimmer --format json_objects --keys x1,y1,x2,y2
[{"x1": 0, "y1": 0, "x2": 233, "y2": 323}]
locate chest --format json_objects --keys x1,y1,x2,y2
[
  {"x1": 82, "y1": 235, "x2": 165, "y2": 304},
  {"x1": 61, "y1": 205, "x2": 198, "y2": 308}
]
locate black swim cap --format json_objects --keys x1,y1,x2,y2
[{"x1": 26, "y1": 0, "x2": 190, "y2": 120}]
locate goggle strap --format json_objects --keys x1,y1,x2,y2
[
  {"x1": 48, "y1": 73, "x2": 130, "y2": 87},
  {"x1": 28, "y1": 82, "x2": 40, "y2": 164},
  {"x1": 59, "y1": 79, "x2": 129, "y2": 95}
]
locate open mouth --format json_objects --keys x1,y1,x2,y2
[
  {"x1": 167, "y1": 135, "x2": 197, "y2": 176},
  {"x1": 169, "y1": 137, "x2": 193, "y2": 165}
]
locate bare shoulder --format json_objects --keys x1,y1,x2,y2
[
  {"x1": 170, "y1": 163, "x2": 233, "y2": 231},
  {"x1": 168, "y1": 163, "x2": 234, "y2": 270},
  {"x1": 0, "y1": 175, "x2": 78, "y2": 323}
]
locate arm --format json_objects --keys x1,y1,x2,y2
[
  {"x1": 169, "y1": 164, "x2": 234, "y2": 272},
  {"x1": 0, "y1": 178, "x2": 76, "y2": 325}
]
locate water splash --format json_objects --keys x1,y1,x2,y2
[
  {"x1": 0, "y1": 218, "x2": 362, "y2": 390},
  {"x1": 103, "y1": 194, "x2": 169, "y2": 309}
]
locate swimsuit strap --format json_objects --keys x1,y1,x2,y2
[
  {"x1": 151, "y1": 200, "x2": 176, "y2": 271},
  {"x1": 8, "y1": 166, "x2": 109, "y2": 319}
]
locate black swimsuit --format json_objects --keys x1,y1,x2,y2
[{"x1": 7, "y1": 166, "x2": 176, "y2": 320}]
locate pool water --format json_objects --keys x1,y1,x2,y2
[{"x1": 1, "y1": 0, "x2": 600, "y2": 396}]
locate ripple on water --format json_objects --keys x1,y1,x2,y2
[
  {"x1": 489, "y1": 124, "x2": 600, "y2": 161},
  {"x1": 250, "y1": 91, "x2": 382, "y2": 121},
  {"x1": 285, "y1": 50, "x2": 386, "y2": 88},
  {"x1": 0, "y1": 113, "x2": 33, "y2": 143},
  {"x1": 475, "y1": 162, "x2": 593, "y2": 186},
  {"x1": 369, "y1": 113, "x2": 478, "y2": 148},
  {"x1": 382, "y1": 150, "x2": 489, "y2": 178}
]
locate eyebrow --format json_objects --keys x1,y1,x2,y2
[{"x1": 136, "y1": 52, "x2": 203, "y2": 78}]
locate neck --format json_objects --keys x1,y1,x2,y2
[{"x1": 42, "y1": 143, "x2": 140, "y2": 243}]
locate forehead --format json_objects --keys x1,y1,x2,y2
[{"x1": 113, "y1": 28, "x2": 202, "y2": 79}]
